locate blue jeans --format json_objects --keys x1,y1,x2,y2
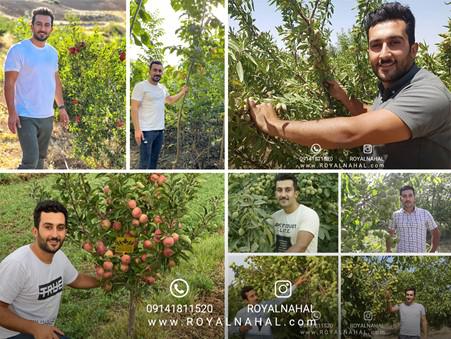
[
  {"x1": 8, "y1": 334, "x2": 69, "y2": 339},
  {"x1": 139, "y1": 130, "x2": 164, "y2": 169}
]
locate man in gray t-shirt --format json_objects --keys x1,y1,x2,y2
[
  {"x1": 386, "y1": 287, "x2": 427, "y2": 339},
  {"x1": 247, "y1": 2, "x2": 450, "y2": 169}
]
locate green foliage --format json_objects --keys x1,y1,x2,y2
[
  {"x1": 229, "y1": 256, "x2": 338, "y2": 338},
  {"x1": 228, "y1": 173, "x2": 338, "y2": 252},
  {"x1": 342, "y1": 173, "x2": 451, "y2": 252},
  {"x1": 13, "y1": 17, "x2": 126, "y2": 169},
  {"x1": 342, "y1": 256, "x2": 451, "y2": 336}
]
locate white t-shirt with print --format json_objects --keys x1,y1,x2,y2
[
  {"x1": 131, "y1": 80, "x2": 169, "y2": 131},
  {"x1": 4, "y1": 39, "x2": 58, "y2": 118},
  {"x1": 0, "y1": 245, "x2": 78, "y2": 338},
  {"x1": 271, "y1": 204, "x2": 319, "y2": 253}
]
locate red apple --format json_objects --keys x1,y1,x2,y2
[
  {"x1": 82, "y1": 242, "x2": 93, "y2": 252},
  {"x1": 121, "y1": 254, "x2": 131, "y2": 265},
  {"x1": 103, "y1": 261, "x2": 113, "y2": 271},
  {"x1": 157, "y1": 175, "x2": 167, "y2": 186},
  {"x1": 103, "y1": 271, "x2": 113, "y2": 279},
  {"x1": 154, "y1": 215, "x2": 162, "y2": 224},
  {"x1": 141, "y1": 254, "x2": 148, "y2": 262},
  {"x1": 144, "y1": 276, "x2": 156, "y2": 285},
  {"x1": 150, "y1": 174, "x2": 159, "y2": 182},
  {"x1": 132, "y1": 219, "x2": 140, "y2": 227},
  {"x1": 104, "y1": 250, "x2": 114, "y2": 258},
  {"x1": 171, "y1": 233, "x2": 180, "y2": 242},
  {"x1": 101, "y1": 219, "x2": 111, "y2": 230},
  {"x1": 112, "y1": 221, "x2": 122, "y2": 231},
  {"x1": 128, "y1": 200, "x2": 137, "y2": 209},
  {"x1": 163, "y1": 237, "x2": 175, "y2": 248},
  {"x1": 139, "y1": 214, "x2": 148, "y2": 224},
  {"x1": 163, "y1": 248, "x2": 174, "y2": 257},
  {"x1": 143, "y1": 240, "x2": 153, "y2": 249},
  {"x1": 95, "y1": 266, "x2": 104, "y2": 278},
  {"x1": 132, "y1": 207, "x2": 142, "y2": 218},
  {"x1": 96, "y1": 241, "x2": 106, "y2": 256},
  {"x1": 75, "y1": 115, "x2": 81, "y2": 124},
  {"x1": 120, "y1": 264, "x2": 129, "y2": 272}
]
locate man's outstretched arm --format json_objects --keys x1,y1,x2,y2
[
  {"x1": 165, "y1": 85, "x2": 188, "y2": 105},
  {"x1": 248, "y1": 100, "x2": 411, "y2": 149},
  {"x1": 0, "y1": 301, "x2": 65, "y2": 338}
]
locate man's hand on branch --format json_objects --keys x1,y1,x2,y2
[{"x1": 247, "y1": 98, "x2": 282, "y2": 137}]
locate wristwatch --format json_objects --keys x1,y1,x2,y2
[{"x1": 58, "y1": 104, "x2": 65, "y2": 110}]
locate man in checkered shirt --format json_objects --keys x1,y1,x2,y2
[{"x1": 386, "y1": 185, "x2": 440, "y2": 253}]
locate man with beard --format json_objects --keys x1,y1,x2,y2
[
  {"x1": 0, "y1": 200, "x2": 99, "y2": 339},
  {"x1": 248, "y1": 2, "x2": 450, "y2": 169},
  {"x1": 386, "y1": 288, "x2": 428, "y2": 339},
  {"x1": 271, "y1": 174, "x2": 319, "y2": 253},
  {"x1": 231, "y1": 274, "x2": 309, "y2": 339},
  {"x1": 3, "y1": 7, "x2": 69, "y2": 169},
  {"x1": 386, "y1": 185, "x2": 440, "y2": 253},
  {"x1": 131, "y1": 60, "x2": 188, "y2": 169}
]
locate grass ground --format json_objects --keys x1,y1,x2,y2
[{"x1": 0, "y1": 174, "x2": 224, "y2": 339}]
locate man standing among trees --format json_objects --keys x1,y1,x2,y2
[
  {"x1": 0, "y1": 200, "x2": 99, "y2": 339},
  {"x1": 131, "y1": 60, "x2": 188, "y2": 169},
  {"x1": 271, "y1": 174, "x2": 319, "y2": 253},
  {"x1": 386, "y1": 288, "x2": 428, "y2": 339},
  {"x1": 231, "y1": 273, "x2": 309, "y2": 338},
  {"x1": 386, "y1": 185, "x2": 440, "y2": 253},
  {"x1": 3, "y1": 7, "x2": 69, "y2": 169},
  {"x1": 248, "y1": 2, "x2": 450, "y2": 169}
]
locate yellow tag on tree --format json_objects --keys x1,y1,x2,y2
[{"x1": 115, "y1": 237, "x2": 136, "y2": 255}]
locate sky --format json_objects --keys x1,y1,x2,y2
[
  {"x1": 130, "y1": 0, "x2": 226, "y2": 64},
  {"x1": 231, "y1": 0, "x2": 450, "y2": 54}
]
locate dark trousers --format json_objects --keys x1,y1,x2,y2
[{"x1": 139, "y1": 130, "x2": 164, "y2": 169}]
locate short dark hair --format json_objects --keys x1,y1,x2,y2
[
  {"x1": 240, "y1": 286, "x2": 254, "y2": 300},
  {"x1": 34, "y1": 200, "x2": 68, "y2": 228},
  {"x1": 364, "y1": 2, "x2": 416, "y2": 45},
  {"x1": 149, "y1": 60, "x2": 163, "y2": 69},
  {"x1": 32, "y1": 7, "x2": 54, "y2": 26},
  {"x1": 400, "y1": 185, "x2": 415, "y2": 196},
  {"x1": 405, "y1": 287, "x2": 416, "y2": 295},
  {"x1": 274, "y1": 173, "x2": 299, "y2": 191}
]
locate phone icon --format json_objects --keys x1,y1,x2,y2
[{"x1": 170, "y1": 278, "x2": 189, "y2": 298}]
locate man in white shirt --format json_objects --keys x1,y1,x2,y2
[
  {"x1": 386, "y1": 287, "x2": 428, "y2": 339},
  {"x1": 271, "y1": 174, "x2": 320, "y2": 253},
  {"x1": 3, "y1": 7, "x2": 69, "y2": 169},
  {"x1": 131, "y1": 60, "x2": 188, "y2": 169},
  {"x1": 0, "y1": 200, "x2": 99, "y2": 339},
  {"x1": 386, "y1": 185, "x2": 440, "y2": 253}
]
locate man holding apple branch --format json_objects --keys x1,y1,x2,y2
[
  {"x1": 131, "y1": 60, "x2": 188, "y2": 169},
  {"x1": 248, "y1": 2, "x2": 450, "y2": 169},
  {"x1": 0, "y1": 200, "x2": 99, "y2": 339}
]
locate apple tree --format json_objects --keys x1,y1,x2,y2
[{"x1": 42, "y1": 173, "x2": 202, "y2": 337}]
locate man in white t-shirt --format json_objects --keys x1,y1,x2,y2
[
  {"x1": 0, "y1": 200, "x2": 99, "y2": 339},
  {"x1": 131, "y1": 60, "x2": 188, "y2": 169},
  {"x1": 386, "y1": 287, "x2": 428, "y2": 339},
  {"x1": 271, "y1": 174, "x2": 320, "y2": 253},
  {"x1": 3, "y1": 7, "x2": 69, "y2": 169}
]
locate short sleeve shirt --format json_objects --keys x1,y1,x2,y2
[
  {"x1": 131, "y1": 80, "x2": 169, "y2": 131},
  {"x1": 389, "y1": 207, "x2": 437, "y2": 253},
  {"x1": 372, "y1": 64, "x2": 451, "y2": 169},
  {"x1": 4, "y1": 39, "x2": 58, "y2": 118},
  {"x1": 0, "y1": 245, "x2": 78, "y2": 338},
  {"x1": 397, "y1": 303, "x2": 425, "y2": 336},
  {"x1": 271, "y1": 204, "x2": 319, "y2": 253}
]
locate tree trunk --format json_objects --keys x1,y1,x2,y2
[{"x1": 128, "y1": 288, "x2": 138, "y2": 338}]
